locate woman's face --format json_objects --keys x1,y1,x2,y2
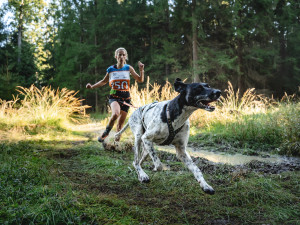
[{"x1": 116, "y1": 50, "x2": 127, "y2": 63}]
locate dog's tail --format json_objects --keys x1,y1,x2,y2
[{"x1": 114, "y1": 122, "x2": 129, "y2": 141}]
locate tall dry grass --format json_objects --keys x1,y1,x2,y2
[
  {"x1": 130, "y1": 76, "x2": 178, "y2": 107},
  {"x1": 130, "y1": 79, "x2": 274, "y2": 129},
  {"x1": 190, "y1": 81, "x2": 273, "y2": 128},
  {"x1": 0, "y1": 85, "x2": 90, "y2": 131}
]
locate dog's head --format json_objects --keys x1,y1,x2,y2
[{"x1": 174, "y1": 78, "x2": 221, "y2": 112}]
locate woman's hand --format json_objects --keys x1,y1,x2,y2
[
  {"x1": 138, "y1": 61, "x2": 144, "y2": 72},
  {"x1": 86, "y1": 83, "x2": 92, "y2": 89}
]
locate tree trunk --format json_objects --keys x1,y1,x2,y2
[
  {"x1": 236, "y1": 9, "x2": 245, "y2": 94},
  {"x1": 79, "y1": 0, "x2": 84, "y2": 104},
  {"x1": 95, "y1": 34, "x2": 99, "y2": 113},
  {"x1": 17, "y1": 0, "x2": 24, "y2": 64},
  {"x1": 192, "y1": 0, "x2": 200, "y2": 83},
  {"x1": 165, "y1": 0, "x2": 170, "y2": 79},
  {"x1": 237, "y1": 38, "x2": 245, "y2": 93},
  {"x1": 274, "y1": 0, "x2": 287, "y2": 94}
]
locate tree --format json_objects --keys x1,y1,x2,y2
[
  {"x1": 192, "y1": 0, "x2": 200, "y2": 82},
  {"x1": 273, "y1": 0, "x2": 300, "y2": 94},
  {"x1": 7, "y1": 0, "x2": 45, "y2": 65}
]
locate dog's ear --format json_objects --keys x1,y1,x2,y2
[{"x1": 174, "y1": 78, "x2": 186, "y2": 93}]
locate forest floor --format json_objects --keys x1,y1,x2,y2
[{"x1": 1, "y1": 123, "x2": 300, "y2": 224}]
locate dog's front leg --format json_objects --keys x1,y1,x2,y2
[
  {"x1": 142, "y1": 134, "x2": 163, "y2": 172},
  {"x1": 133, "y1": 134, "x2": 150, "y2": 183},
  {"x1": 175, "y1": 144, "x2": 215, "y2": 195}
]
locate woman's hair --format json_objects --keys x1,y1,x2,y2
[{"x1": 115, "y1": 47, "x2": 128, "y2": 60}]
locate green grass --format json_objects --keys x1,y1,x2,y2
[
  {"x1": 190, "y1": 102, "x2": 300, "y2": 156},
  {"x1": 1, "y1": 139, "x2": 299, "y2": 224},
  {"x1": 90, "y1": 112, "x2": 110, "y2": 120}
]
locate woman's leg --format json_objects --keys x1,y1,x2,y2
[
  {"x1": 98, "y1": 101, "x2": 121, "y2": 142},
  {"x1": 115, "y1": 110, "x2": 128, "y2": 141},
  {"x1": 108, "y1": 101, "x2": 121, "y2": 127}
]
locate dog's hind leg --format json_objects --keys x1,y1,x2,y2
[
  {"x1": 175, "y1": 144, "x2": 215, "y2": 195},
  {"x1": 114, "y1": 122, "x2": 129, "y2": 141},
  {"x1": 141, "y1": 134, "x2": 163, "y2": 171},
  {"x1": 138, "y1": 145, "x2": 149, "y2": 166}
]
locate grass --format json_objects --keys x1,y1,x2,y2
[
  {"x1": 189, "y1": 86, "x2": 300, "y2": 155},
  {"x1": 0, "y1": 138, "x2": 299, "y2": 224},
  {"x1": 0, "y1": 85, "x2": 90, "y2": 134}
]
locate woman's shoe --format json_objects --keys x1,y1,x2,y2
[
  {"x1": 98, "y1": 126, "x2": 112, "y2": 143},
  {"x1": 98, "y1": 136, "x2": 106, "y2": 142}
]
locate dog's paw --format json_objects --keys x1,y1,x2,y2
[
  {"x1": 153, "y1": 163, "x2": 163, "y2": 172},
  {"x1": 139, "y1": 175, "x2": 150, "y2": 183},
  {"x1": 114, "y1": 134, "x2": 121, "y2": 142},
  {"x1": 202, "y1": 186, "x2": 215, "y2": 195}
]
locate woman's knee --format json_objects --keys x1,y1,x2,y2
[{"x1": 111, "y1": 112, "x2": 120, "y2": 120}]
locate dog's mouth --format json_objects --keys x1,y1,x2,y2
[
  {"x1": 196, "y1": 100, "x2": 216, "y2": 112},
  {"x1": 193, "y1": 89, "x2": 221, "y2": 111}
]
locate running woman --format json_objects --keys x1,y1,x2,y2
[{"x1": 86, "y1": 47, "x2": 144, "y2": 142}]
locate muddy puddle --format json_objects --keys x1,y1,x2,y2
[
  {"x1": 156, "y1": 145, "x2": 300, "y2": 174},
  {"x1": 157, "y1": 145, "x2": 285, "y2": 165}
]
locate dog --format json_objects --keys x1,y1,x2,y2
[{"x1": 115, "y1": 78, "x2": 221, "y2": 194}]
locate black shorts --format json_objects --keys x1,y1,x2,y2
[{"x1": 109, "y1": 96, "x2": 131, "y2": 113}]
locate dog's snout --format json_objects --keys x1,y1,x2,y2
[
  {"x1": 215, "y1": 90, "x2": 221, "y2": 98},
  {"x1": 209, "y1": 89, "x2": 221, "y2": 99}
]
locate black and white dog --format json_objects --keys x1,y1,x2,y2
[{"x1": 115, "y1": 78, "x2": 221, "y2": 194}]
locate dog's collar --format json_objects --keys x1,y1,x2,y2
[{"x1": 161, "y1": 102, "x2": 184, "y2": 145}]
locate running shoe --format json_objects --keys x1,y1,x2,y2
[{"x1": 98, "y1": 126, "x2": 112, "y2": 143}]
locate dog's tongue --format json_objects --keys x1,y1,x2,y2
[
  {"x1": 206, "y1": 104, "x2": 215, "y2": 111},
  {"x1": 205, "y1": 102, "x2": 212, "y2": 108}
]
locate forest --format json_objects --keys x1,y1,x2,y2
[
  {"x1": 0, "y1": 0, "x2": 299, "y2": 112},
  {"x1": 1, "y1": 1, "x2": 300, "y2": 224}
]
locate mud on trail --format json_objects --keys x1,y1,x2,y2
[
  {"x1": 101, "y1": 139, "x2": 300, "y2": 175},
  {"x1": 152, "y1": 150, "x2": 300, "y2": 175},
  {"x1": 82, "y1": 122, "x2": 300, "y2": 174}
]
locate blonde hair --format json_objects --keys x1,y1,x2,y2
[{"x1": 115, "y1": 47, "x2": 128, "y2": 60}]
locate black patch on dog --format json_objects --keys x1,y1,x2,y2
[{"x1": 160, "y1": 95, "x2": 187, "y2": 123}]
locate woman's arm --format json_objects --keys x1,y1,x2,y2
[
  {"x1": 86, "y1": 73, "x2": 109, "y2": 89},
  {"x1": 130, "y1": 61, "x2": 144, "y2": 83}
]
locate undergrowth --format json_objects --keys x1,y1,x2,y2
[{"x1": 0, "y1": 140, "x2": 299, "y2": 224}]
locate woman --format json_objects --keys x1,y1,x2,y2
[{"x1": 86, "y1": 47, "x2": 144, "y2": 142}]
